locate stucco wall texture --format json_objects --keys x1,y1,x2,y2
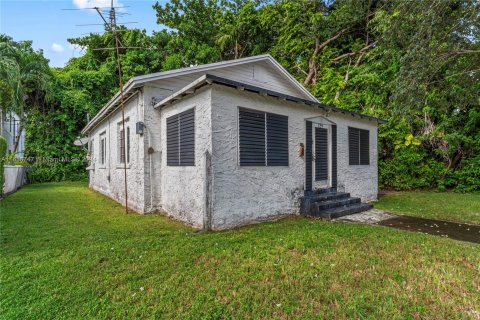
[
  {"x1": 210, "y1": 86, "x2": 378, "y2": 229},
  {"x1": 88, "y1": 85, "x2": 379, "y2": 230},
  {"x1": 88, "y1": 93, "x2": 146, "y2": 213}
]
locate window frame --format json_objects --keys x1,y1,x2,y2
[
  {"x1": 99, "y1": 132, "x2": 107, "y2": 167},
  {"x1": 348, "y1": 127, "x2": 370, "y2": 166},
  {"x1": 126, "y1": 127, "x2": 130, "y2": 164},
  {"x1": 238, "y1": 107, "x2": 289, "y2": 167},
  {"x1": 89, "y1": 139, "x2": 94, "y2": 165},
  {"x1": 117, "y1": 119, "x2": 131, "y2": 166},
  {"x1": 166, "y1": 107, "x2": 195, "y2": 167}
]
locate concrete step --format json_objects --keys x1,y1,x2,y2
[
  {"x1": 314, "y1": 197, "x2": 361, "y2": 211},
  {"x1": 304, "y1": 187, "x2": 337, "y2": 197},
  {"x1": 299, "y1": 192, "x2": 351, "y2": 214},
  {"x1": 312, "y1": 192, "x2": 350, "y2": 202},
  {"x1": 318, "y1": 202, "x2": 373, "y2": 219}
]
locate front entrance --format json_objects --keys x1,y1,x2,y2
[
  {"x1": 313, "y1": 126, "x2": 329, "y2": 188},
  {"x1": 305, "y1": 119, "x2": 337, "y2": 192}
]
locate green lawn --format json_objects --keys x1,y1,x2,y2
[
  {"x1": 1, "y1": 182, "x2": 479, "y2": 319},
  {"x1": 375, "y1": 191, "x2": 480, "y2": 225}
]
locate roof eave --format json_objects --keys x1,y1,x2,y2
[
  {"x1": 81, "y1": 81, "x2": 141, "y2": 135},
  {"x1": 81, "y1": 79, "x2": 142, "y2": 135},
  {"x1": 83, "y1": 54, "x2": 322, "y2": 133},
  {"x1": 154, "y1": 74, "x2": 387, "y2": 124}
]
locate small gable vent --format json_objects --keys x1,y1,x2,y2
[{"x1": 253, "y1": 65, "x2": 268, "y2": 83}]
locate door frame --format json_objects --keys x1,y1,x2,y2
[
  {"x1": 305, "y1": 117, "x2": 336, "y2": 192},
  {"x1": 312, "y1": 124, "x2": 331, "y2": 189}
]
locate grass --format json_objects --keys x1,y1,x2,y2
[
  {"x1": 375, "y1": 191, "x2": 480, "y2": 225},
  {"x1": 1, "y1": 182, "x2": 479, "y2": 319}
]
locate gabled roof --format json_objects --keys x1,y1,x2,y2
[
  {"x1": 82, "y1": 54, "x2": 317, "y2": 134},
  {"x1": 154, "y1": 74, "x2": 387, "y2": 124}
]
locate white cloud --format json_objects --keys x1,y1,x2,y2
[
  {"x1": 51, "y1": 43, "x2": 64, "y2": 53},
  {"x1": 73, "y1": 0, "x2": 125, "y2": 11}
]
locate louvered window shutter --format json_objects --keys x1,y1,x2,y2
[
  {"x1": 239, "y1": 108, "x2": 288, "y2": 166},
  {"x1": 167, "y1": 108, "x2": 195, "y2": 166},
  {"x1": 179, "y1": 109, "x2": 195, "y2": 166},
  {"x1": 266, "y1": 113, "x2": 288, "y2": 166},
  {"x1": 239, "y1": 108, "x2": 266, "y2": 166},
  {"x1": 359, "y1": 129, "x2": 369, "y2": 165},
  {"x1": 348, "y1": 127, "x2": 369, "y2": 165}
]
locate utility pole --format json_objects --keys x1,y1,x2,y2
[
  {"x1": 64, "y1": 1, "x2": 143, "y2": 214},
  {"x1": 95, "y1": 1, "x2": 129, "y2": 214}
]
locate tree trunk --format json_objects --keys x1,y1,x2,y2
[
  {"x1": 12, "y1": 124, "x2": 23, "y2": 155},
  {"x1": 304, "y1": 38, "x2": 320, "y2": 85},
  {"x1": 448, "y1": 150, "x2": 463, "y2": 169},
  {"x1": 331, "y1": 41, "x2": 377, "y2": 63},
  {"x1": 303, "y1": 27, "x2": 351, "y2": 86}
]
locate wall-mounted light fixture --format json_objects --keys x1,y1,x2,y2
[{"x1": 136, "y1": 121, "x2": 145, "y2": 136}]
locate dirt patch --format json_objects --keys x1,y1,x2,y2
[
  {"x1": 337, "y1": 209, "x2": 480, "y2": 244},
  {"x1": 377, "y1": 216, "x2": 480, "y2": 244}
]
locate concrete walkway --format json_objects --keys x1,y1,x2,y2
[{"x1": 336, "y1": 209, "x2": 395, "y2": 224}]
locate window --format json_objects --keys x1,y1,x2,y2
[
  {"x1": 348, "y1": 127, "x2": 369, "y2": 165},
  {"x1": 239, "y1": 108, "x2": 288, "y2": 166},
  {"x1": 99, "y1": 133, "x2": 106, "y2": 165},
  {"x1": 89, "y1": 139, "x2": 94, "y2": 164},
  {"x1": 118, "y1": 126, "x2": 130, "y2": 164},
  {"x1": 127, "y1": 127, "x2": 130, "y2": 163},
  {"x1": 119, "y1": 128, "x2": 125, "y2": 163},
  {"x1": 167, "y1": 108, "x2": 195, "y2": 166}
]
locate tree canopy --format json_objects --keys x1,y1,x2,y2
[{"x1": 1, "y1": 0, "x2": 479, "y2": 190}]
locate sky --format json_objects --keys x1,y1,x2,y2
[{"x1": 0, "y1": 0, "x2": 168, "y2": 67}]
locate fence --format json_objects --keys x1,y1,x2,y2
[{"x1": 3, "y1": 165, "x2": 26, "y2": 195}]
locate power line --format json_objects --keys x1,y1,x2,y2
[
  {"x1": 62, "y1": 6, "x2": 130, "y2": 11},
  {"x1": 75, "y1": 22, "x2": 138, "y2": 26},
  {"x1": 107, "y1": 1, "x2": 130, "y2": 214},
  {"x1": 66, "y1": 2, "x2": 133, "y2": 214},
  {"x1": 92, "y1": 47, "x2": 154, "y2": 51}
]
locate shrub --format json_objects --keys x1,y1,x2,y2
[
  {"x1": 26, "y1": 160, "x2": 88, "y2": 183},
  {"x1": 379, "y1": 147, "x2": 448, "y2": 190},
  {"x1": 453, "y1": 155, "x2": 480, "y2": 192}
]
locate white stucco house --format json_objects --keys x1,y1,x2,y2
[{"x1": 82, "y1": 54, "x2": 385, "y2": 230}]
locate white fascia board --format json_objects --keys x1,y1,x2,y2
[
  {"x1": 153, "y1": 75, "x2": 209, "y2": 109},
  {"x1": 132, "y1": 54, "x2": 272, "y2": 85}
]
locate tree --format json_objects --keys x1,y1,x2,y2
[
  {"x1": 153, "y1": 0, "x2": 273, "y2": 62},
  {"x1": 373, "y1": 0, "x2": 480, "y2": 171},
  {"x1": 0, "y1": 35, "x2": 51, "y2": 154},
  {"x1": 2, "y1": 0, "x2": 478, "y2": 190}
]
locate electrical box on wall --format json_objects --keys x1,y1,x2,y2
[{"x1": 136, "y1": 121, "x2": 145, "y2": 135}]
